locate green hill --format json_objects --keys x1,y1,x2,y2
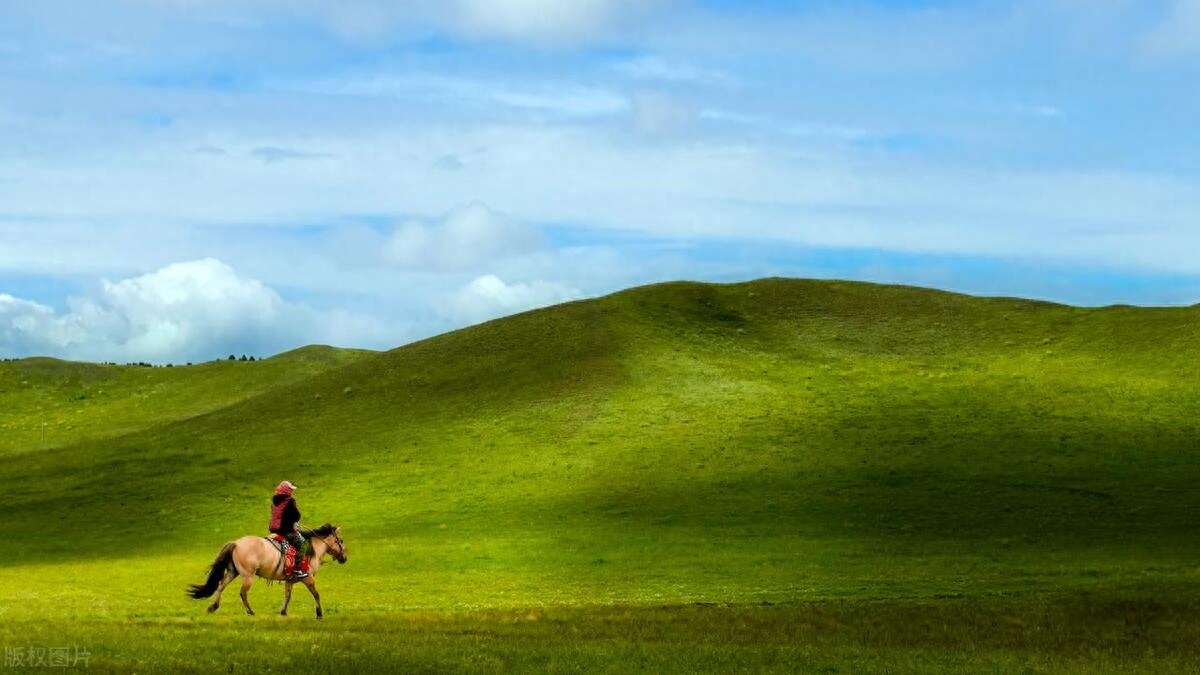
[
  {"x1": 0, "y1": 345, "x2": 373, "y2": 456},
  {"x1": 4, "y1": 278, "x2": 1200, "y2": 672}
]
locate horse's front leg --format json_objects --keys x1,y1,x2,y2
[
  {"x1": 302, "y1": 577, "x2": 322, "y2": 619},
  {"x1": 280, "y1": 582, "x2": 294, "y2": 616},
  {"x1": 239, "y1": 576, "x2": 255, "y2": 616}
]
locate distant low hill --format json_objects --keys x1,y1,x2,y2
[
  {"x1": 0, "y1": 345, "x2": 373, "y2": 455},
  {"x1": 5, "y1": 278, "x2": 1200, "y2": 607}
]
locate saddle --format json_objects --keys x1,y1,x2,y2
[{"x1": 266, "y1": 533, "x2": 309, "y2": 578}]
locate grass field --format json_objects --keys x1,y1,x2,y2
[{"x1": 4, "y1": 278, "x2": 1200, "y2": 672}]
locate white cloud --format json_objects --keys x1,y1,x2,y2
[
  {"x1": 5, "y1": 0, "x2": 1200, "y2": 329},
  {"x1": 613, "y1": 55, "x2": 731, "y2": 85},
  {"x1": 447, "y1": 0, "x2": 667, "y2": 44},
  {"x1": 6, "y1": 121, "x2": 1200, "y2": 277},
  {"x1": 297, "y1": 72, "x2": 628, "y2": 119},
  {"x1": 302, "y1": 0, "x2": 672, "y2": 45},
  {"x1": 0, "y1": 293, "x2": 58, "y2": 355},
  {"x1": 491, "y1": 85, "x2": 629, "y2": 117},
  {"x1": 445, "y1": 274, "x2": 581, "y2": 324},
  {"x1": 384, "y1": 203, "x2": 544, "y2": 271},
  {"x1": 113, "y1": 0, "x2": 668, "y2": 45},
  {"x1": 0, "y1": 259, "x2": 316, "y2": 362}
]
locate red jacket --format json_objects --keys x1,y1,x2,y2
[{"x1": 269, "y1": 483, "x2": 301, "y2": 534}]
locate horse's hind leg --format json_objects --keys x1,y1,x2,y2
[
  {"x1": 208, "y1": 570, "x2": 236, "y2": 614},
  {"x1": 280, "y1": 581, "x2": 294, "y2": 616},
  {"x1": 239, "y1": 576, "x2": 256, "y2": 616}
]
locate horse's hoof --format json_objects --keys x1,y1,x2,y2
[
  {"x1": 246, "y1": 610, "x2": 255, "y2": 616},
  {"x1": 207, "y1": 605, "x2": 218, "y2": 614},
  {"x1": 280, "y1": 611, "x2": 287, "y2": 617}
]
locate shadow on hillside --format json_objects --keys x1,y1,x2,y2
[
  {"x1": 544, "y1": 462, "x2": 1200, "y2": 547},
  {"x1": 532, "y1": 405, "x2": 1200, "y2": 555}
]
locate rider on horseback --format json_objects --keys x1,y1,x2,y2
[{"x1": 269, "y1": 480, "x2": 308, "y2": 580}]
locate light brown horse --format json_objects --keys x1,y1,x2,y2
[{"x1": 187, "y1": 523, "x2": 347, "y2": 618}]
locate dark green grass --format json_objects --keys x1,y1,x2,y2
[{"x1": 4, "y1": 278, "x2": 1200, "y2": 671}]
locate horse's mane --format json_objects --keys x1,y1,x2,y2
[{"x1": 301, "y1": 523, "x2": 338, "y2": 538}]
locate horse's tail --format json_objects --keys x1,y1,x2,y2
[{"x1": 186, "y1": 542, "x2": 237, "y2": 599}]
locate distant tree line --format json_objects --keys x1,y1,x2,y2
[
  {"x1": 109, "y1": 355, "x2": 260, "y2": 366},
  {"x1": 1, "y1": 356, "x2": 258, "y2": 366}
]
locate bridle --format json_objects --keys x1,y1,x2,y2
[{"x1": 320, "y1": 531, "x2": 347, "y2": 563}]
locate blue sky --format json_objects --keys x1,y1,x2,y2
[{"x1": 2, "y1": 0, "x2": 1200, "y2": 362}]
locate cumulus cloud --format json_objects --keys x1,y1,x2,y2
[
  {"x1": 445, "y1": 274, "x2": 581, "y2": 324},
  {"x1": 0, "y1": 259, "x2": 307, "y2": 362},
  {"x1": 384, "y1": 203, "x2": 545, "y2": 271},
  {"x1": 0, "y1": 294, "x2": 58, "y2": 356}
]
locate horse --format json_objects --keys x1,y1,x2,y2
[{"x1": 186, "y1": 523, "x2": 347, "y2": 619}]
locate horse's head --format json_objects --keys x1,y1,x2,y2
[
  {"x1": 325, "y1": 526, "x2": 347, "y2": 564},
  {"x1": 306, "y1": 524, "x2": 347, "y2": 565}
]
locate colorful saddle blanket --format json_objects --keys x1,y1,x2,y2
[{"x1": 266, "y1": 534, "x2": 306, "y2": 576}]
